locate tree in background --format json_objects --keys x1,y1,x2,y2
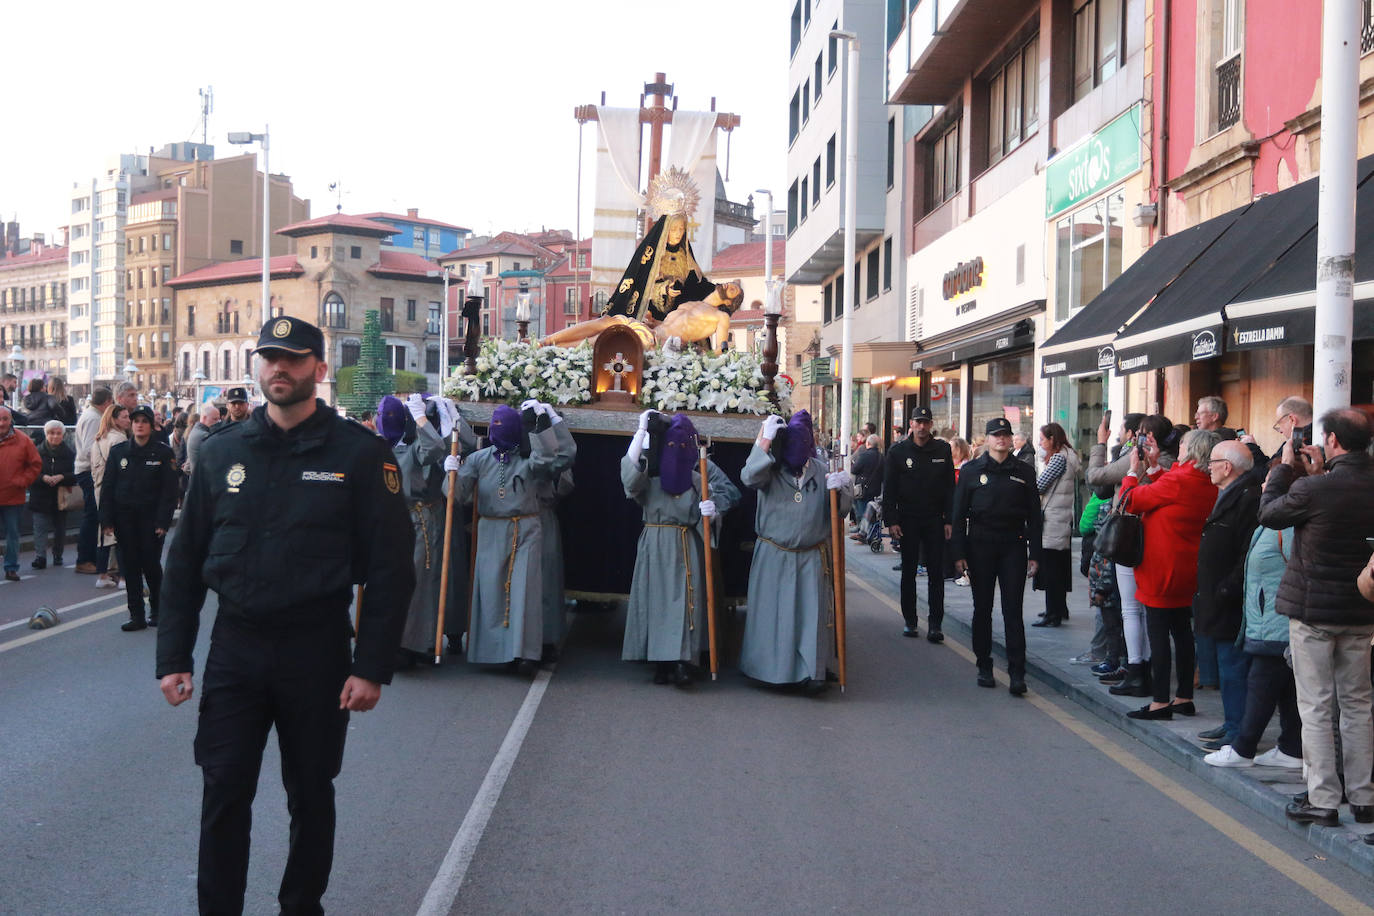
[{"x1": 340, "y1": 309, "x2": 391, "y2": 413}]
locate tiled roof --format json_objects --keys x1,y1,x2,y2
[
  {"x1": 357, "y1": 211, "x2": 470, "y2": 233},
  {"x1": 0, "y1": 246, "x2": 69, "y2": 271},
  {"x1": 367, "y1": 250, "x2": 444, "y2": 281},
  {"x1": 440, "y1": 238, "x2": 541, "y2": 260},
  {"x1": 711, "y1": 239, "x2": 786, "y2": 272},
  {"x1": 276, "y1": 214, "x2": 397, "y2": 239},
  {"x1": 167, "y1": 255, "x2": 304, "y2": 288}
]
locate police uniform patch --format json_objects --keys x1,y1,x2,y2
[
  {"x1": 226, "y1": 463, "x2": 246, "y2": 493},
  {"x1": 119, "y1": 457, "x2": 128, "y2": 469},
  {"x1": 906, "y1": 458, "x2": 913, "y2": 468},
  {"x1": 979, "y1": 473, "x2": 989, "y2": 485},
  {"x1": 382, "y1": 462, "x2": 400, "y2": 494},
  {"x1": 272, "y1": 318, "x2": 292, "y2": 339},
  {"x1": 301, "y1": 470, "x2": 346, "y2": 483}
]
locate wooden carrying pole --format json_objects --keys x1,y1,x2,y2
[
  {"x1": 828, "y1": 461, "x2": 848, "y2": 692},
  {"x1": 433, "y1": 437, "x2": 462, "y2": 663},
  {"x1": 698, "y1": 443, "x2": 719, "y2": 680},
  {"x1": 466, "y1": 437, "x2": 484, "y2": 641},
  {"x1": 353, "y1": 585, "x2": 364, "y2": 635}
]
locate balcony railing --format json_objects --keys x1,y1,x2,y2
[
  {"x1": 1217, "y1": 54, "x2": 1242, "y2": 131},
  {"x1": 1364, "y1": 0, "x2": 1374, "y2": 54}
]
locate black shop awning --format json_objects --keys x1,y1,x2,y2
[
  {"x1": 1111, "y1": 177, "x2": 1327, "y2": 373},
  {"x1": 1225, "y1": 158, "x2": 1374, "y2": 349},
  {"x1": 1039, "y1": 216, "x2": 1238, "y2": 378}
]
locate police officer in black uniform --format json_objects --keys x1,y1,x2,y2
[
  {"x1": 950, "y1": 417, "x2": 1042, "y2": 696},
  {"x1": 156, "y1": 317, "x2": 415, "y2": 916},
  {"x1": 882, "y1": 406, "x2": 956, "y2": 642},
  {"x1": 100, "y1": 405, "x2": 178, "y2": 631}
]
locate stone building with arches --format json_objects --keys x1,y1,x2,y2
[{"x1": 168, "y1": 214, "x2": 447, "y2": 407}]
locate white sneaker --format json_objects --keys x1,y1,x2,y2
[
  {"x1": 95, "y1": 576, "x2": 117, "y2": 589},
  {"x1": 955, "y1": 574, "x2": 970, "y2": 587},
  {"x1": 1204, "y1": 745, "x2": 1254, "y2": 768},
  {"x1": 1253, "y1": 747, "x2": 1304, "y2": 769}
]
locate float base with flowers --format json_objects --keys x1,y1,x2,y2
[{"x1": 443, "y1": 339, "x2": 795, "y2": 602}]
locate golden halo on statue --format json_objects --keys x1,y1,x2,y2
[{"x1": 646, "y1": 167, "x2": 700, "y2": 221}]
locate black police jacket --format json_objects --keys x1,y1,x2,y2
[
  {"x1": 949, "y1": 451, "x2": 1043, "y2": 564},
  {"x1": 98, "y1": 437, "x2": 178, "y2": 531},
  {"x1": 156, "y1": 400, "x2": 416, "y2": 684},
  {"x1": 882, "y1": 436, "x2": 955, "y2": 522}
]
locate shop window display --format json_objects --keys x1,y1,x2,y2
[
  {"x1": 929, "y1": 372, "x2": 962, "y2": 439},
  {"x1": 971, "y1": 352, "x2": 1034, "y2": 442},
  {"x1": 1055, "y1": 192, "x2": 1123, "y2": 322}
]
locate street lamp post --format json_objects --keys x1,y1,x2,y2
[
  {"x1": 227, "y1": 127, "x2": 272, "y2": 332},
  {"x1": 830, "y1": 29, "x2": 860, "y2": 465},
  {"x1": 123, "y1": 358, "x2": 138, "y2": 392},
  {"x1": 8, "y1": 344, "x2": 21, "y2": 408},
  {"x1": 193, "y1": 369, "x2": 205, "y2": 411}
]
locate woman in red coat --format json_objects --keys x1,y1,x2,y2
[{"x1": 1118, "y1": 427, "x2": 1220, "y2": 719}]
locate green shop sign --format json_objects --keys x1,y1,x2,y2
[{"x1": 1045, "y1": 103, "x2": 1142, "y2": 218}]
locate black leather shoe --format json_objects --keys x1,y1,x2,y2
[
  {"x1": 902, "y1": 625, "x2": 919, "y2": 638},
  {"x1": 800, "y1": 678, "x2": 829, "y2": 697},
  {"x1": 1169, "y1": 701, "x2": 1196, "y2": 717},
  {"x1": 1030, "y1": 617, "x2": 1062, "y2": 628},
  {"x1": 516, "y1": 659, "x2": 538, "y2": 677},
  {"x1": 1353, "y1": 805, "x2": 1374, "y2": 824},
  {"x1": 653, "y1": 663, "x2": 671, "y2": 685},
  {"x1": 672, "y1": 662, "x2": 693, "y2": 689},
  {"x1": 1008, "y1": 678, "x2": 1027, "y2": 696},
  {"x1": 120, "y1": 619, "x2": 147, "y2": 632},
  {"x1": 31, "y1": 557, "x2": 46, "y2": 570},
  {"x1": 147, "y1": 617, "x2": 158, "y2": 628},
  {"x1": 1097, "y1": 667, "x2": 1127, "y2": 683},
  {"x1": 1197, "y1": 725, "x2": 1227, "y2": 740},
  {"x1": 977, "y1": 672, "x2": 995, "y2": 688},
  {"x1": 1200, "y1": 737, "x2": 1227, "y2": 751},
  {"x1": 1126, "y1": 704, "x2": 1172, "y2": 720},
  {"x1": 926, "y1": 628, "x2": 944, "y2": 644},
  {"x1": 1285, "y1": 801, "x2": 1339, "y2": 827}
]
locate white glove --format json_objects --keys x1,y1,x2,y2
[
  {"x1": 437, "y1": 397, "x2": 456, "y2": 438},
  {"x1": 406, "y1": 393, "x2": 426, "y2": 422},
  {"x1": 761, "y1": 415, "x2": 785, "y2": 440},
  {"x1": 520, "y1": 398, "x2": 540, "y2": 413},
  {"x1": 532, "y1": 402, "x2": 549, "y2": 417},
  {"x1": 699, "y1": 499, "x2": 717, "y2": 518},
  {"x1": 637, "y1": 409, "x2": 657, "y2": 432},
  {"x1": 444, "y1": 454, "x2": 462, "y2": 473},
  {"x1": 626, "y1": 428, "x2": 649, "y2": 461},
  {"x1": 826, "y1": 471, "x2": 852, "y2": 491},
  {"x1": 543, "y1": 403, "x2": 562, "y2": 425}
]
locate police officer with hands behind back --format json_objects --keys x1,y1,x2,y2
[
  {"x1": 156, "y1": 316, "x2": 415, "y2": 916},
  {"x1": 950, "y1": 417, "x2": 1042, "y2": 696},
  {"x1": 882, "y1": 406, "x2": 956, "y2": 643}
]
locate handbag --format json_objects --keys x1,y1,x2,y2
[
  {"x1": 1096, "y1": 504, "x2": 1144, "y2": 567},
  {"x1": 57, "y1": 484, "x2": 83, "y2": 512}
]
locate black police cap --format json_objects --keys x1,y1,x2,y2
[
  {"x1": 911, "y1": 406, "x2": 933, "y2": 422},
  {"x1": 985, "y1": 417, "x2": 1014, "y2": 436},
  {"x1": 253, "y1": 316, "x2": 324, "y2": 360},
  {"x1": 225, "y1": 387, "x2": 248, "y2": 403},
  {"x1": 129, "y1": 406, "x2": 156, "y2": 424}
]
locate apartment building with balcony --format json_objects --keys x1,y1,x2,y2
[
  {"x1": 786, "y1": 0, "x2": 909, "y2": 442},
  {"x1": 1, "y1": 235, "x2": 69, "y2": 385},
  {"x1": 887, "y1": 0, "x2": 1151, "y2": 450},
  {"x1": 359, "y1": 209, "x2": 472, "y2": 259}
]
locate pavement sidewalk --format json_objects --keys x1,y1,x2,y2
[{"x1": 844, "y1": 535, "x2": 1374, "y2": 880}]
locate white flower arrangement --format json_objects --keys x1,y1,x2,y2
[{"x1": 443, "y1": 339, "x2": 792, "y2": 416}]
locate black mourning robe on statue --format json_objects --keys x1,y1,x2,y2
[{"x1": 602, "y1": 215, "x2": 715, "y2": 323}]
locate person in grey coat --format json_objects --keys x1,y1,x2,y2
[
  {"x1": 458, "y1": 404, "x2": 560, "y2": 674},
  {"x1": 525, "y1": 400, "x2": 577, "y2": 662},
  {"x1": 739, "y1": 410, "x2": 853, "y2": 694},
  {"x1": 622, "y1": 410, "x2": 740, "y2": 687},
  {"x1": 384, "y1": 394, "x2": 477, "y2": 665}
]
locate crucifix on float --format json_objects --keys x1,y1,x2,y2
[
  {"x1": 603, "y1": 352, "x2": 635, "y2": 392},
  {"x1": 575, "y1": 73, "x2": 741, "y2": 236}
]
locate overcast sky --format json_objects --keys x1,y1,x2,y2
[{"x1": 2, "y1": 0, "x2": 788, "y2": 243}]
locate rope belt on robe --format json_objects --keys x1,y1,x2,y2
[
  {"x1": 481, "y1": 513, "x2": 540, "y2": 628},
  {"x1": 754, "y1": 536, "x2": 836, "y2": 628},
  {"x1": 644, "y1": 522, "x2": 698, "y2": 633},
  {"x1": 410, "y1": 501, "x2": 441, "y2": 570}
]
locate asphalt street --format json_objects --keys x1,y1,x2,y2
[{"x1": 2, "y1": 556, "x2": 1373, "y2": 915}]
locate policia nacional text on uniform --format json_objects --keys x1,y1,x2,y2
[{"x1": 156, "y1": 317, "x2": 415, "y2": 916}]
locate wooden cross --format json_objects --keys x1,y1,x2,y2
[
  {"x1": 603, "y1": 352, "x2": 635, "y2": 392},
  {"x1": 575, "y1": 73, "x2": 741, "y2": 235}
]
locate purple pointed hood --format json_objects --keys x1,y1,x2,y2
[
  {"x1": 489, "y1": 405, "x2": 522, "y2": 452},
  {"x1": 775, "y1": 410, "x2": 815, "y2": 473},
  {"x1": 377, "y1": 396, "x2": 406, "y2": 445},
  {"x1": 659, "y1": 414, "x2": 698, "y2": 496}
]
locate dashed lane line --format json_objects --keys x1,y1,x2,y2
[{"x1": 847, "y1": 572, "x2": 1374, "y2": 916}]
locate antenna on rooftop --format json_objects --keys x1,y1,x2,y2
[
  {"x1": 199, "y1": 86, "x2": 214, "y2": 146},
  {"x1": 328, "y1": 181, "x2": 344, "y2": 213}
]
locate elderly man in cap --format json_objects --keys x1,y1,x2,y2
[
  {"x1": 950, "y1": 417, "x2": 1042, "y2": 695},
  {"x1": 156, "y1": 316, "x2": 415, "y2": 915},
  {"x1": 223, "y1": 387, "x2": 251, "y2": 423},
  {"x1": 883, "y1": 406, "x2": 956, "y2": 642},
  {"x1": 99, "y1": 405, "x2": 178, "y2": 630}
]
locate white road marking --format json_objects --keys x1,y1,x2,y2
[
  {"x1": 0, "y1": 604, "x2": 128, "y2": 652},
  {"x1": 416, "y1": 668, "x2": 553, "y2": 915},
  {"x1": 0, "y1": 594, "x2": 118, "y2": 632}
]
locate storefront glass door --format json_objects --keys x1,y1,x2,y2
[
  {"x1": 971, "y1": 351, "x2": 1034, "y2": 441},
  {"x1": 1050, "y1": 373, "x2": 1106, "y2": 458},
  {"x1": 929, "y1": 371, "x2": 962, "y2": 440}
]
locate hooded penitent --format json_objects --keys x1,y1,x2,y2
[
  {"x1": 377, "y1": 395, "x2": 406, "y2": 446},
  {"x1": 659, "y1": 414, "x2": 698, "y2": 496},
  {"x1": 775, "y1": 410, "x2": 815, "y2": 474},
  {"x1": 490, "y1": 405, "x2": 521, "y2": 452}
]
